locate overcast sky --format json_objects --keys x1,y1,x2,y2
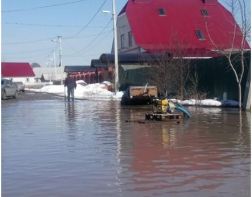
[{"x1": 1, "y1": 0, "x2": 250, "y2": 67}]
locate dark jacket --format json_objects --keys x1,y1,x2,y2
[{"x1": 64, "y1": 77, "x2": 77, "y2": 89}]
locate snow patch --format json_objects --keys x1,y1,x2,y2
[
  {"x1": 27, "y1": 82, "x2": 123, "y2": 100},
  {"x1": 27, "y1": 83, "x2": 239, "y2": 107}
]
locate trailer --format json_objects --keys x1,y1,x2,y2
[{"x1": 121, "y1": 85, "x2": 158, "y2": 105}]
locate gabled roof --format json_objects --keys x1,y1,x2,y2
[
  {"x1": 124, "y1": 0, "x2": 250, "y2": 56},
  {"x1": 1, "y1": 62, "x2": 35, "y2": 77},
  {"x1": 100, "y1": 53, "x2": 158, "y2": 64},
  {"x1": 118, "y1": 2, "x2": 128, "y2": 16},
  {"x1": 90, "y1": 59, "x2": 107, "y2": 68},
  {"x1": 64, "y1": 65, "x2": 95, "y2": 73}
]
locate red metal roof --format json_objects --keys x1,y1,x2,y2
[
  {"x1": 1, "y1": 62, "x2": 35, "y2": 77},
  {"x1": 125, "y1": 0, "x2": 250, "y2": 57}
]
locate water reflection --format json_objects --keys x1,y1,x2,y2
[
  {"x1": 2, "y1": 100, "x2": 250, "y2": 197},
  {"x1": 161, "y1": 125, "x2": 176, "y2": 148},
  {"x1": 117, "y1": 107, "x2": 250, "y2": 196},
  {"x1": 66, "y1": 102, "x2": 76, "y2": 121},
  {"x1": 65, "y1": 102, "x2": 78, "y2": 141}
]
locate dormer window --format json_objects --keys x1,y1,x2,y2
[
  {"x1": 200, "y1": 9, "x2": 209, "y2": 16},
  {"x1": 195, "y1": 29, "x2": 205, "y2": 40},
  {"x1": 158, "y1": 8, "x2": 166, "y2": 16}
]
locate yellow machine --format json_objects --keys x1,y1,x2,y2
[
  {"x1": 153, "y1": 98, "x2": 175, "y2": 114},
  {"x1": 146, "y1": 98, "x2": 190, "y2": 121},
  {"x1": 153, "y1": 98, "x2": 168, "y2": 113}
]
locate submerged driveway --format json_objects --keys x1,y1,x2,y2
[{"x1": 2, "y1": 93, "x2": 251, "y2": 197}]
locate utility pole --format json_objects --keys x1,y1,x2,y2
[
  {"x1": 112, "y1": 0, "x2": 119, "y2": 93},
  {"x1": 53, "y1": 49, "x2": 56, "y2": 81},
  {"x1": 57, "y1": 36, "x2": 62, "y2": 67}
]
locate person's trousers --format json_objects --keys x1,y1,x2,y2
[{"x1": 67, "y1": 88, "x2": 75, "y2": 102}]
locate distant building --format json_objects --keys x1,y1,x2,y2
[
  {"x1": 64, "y1": 65, "x2": 113, "y2": 84},
  {"x1": 33, "y1": 67, "x2": 65, "y2": 83},
  {"x1": 1, "y1": 62, "x2": 35, "y2": 84}
]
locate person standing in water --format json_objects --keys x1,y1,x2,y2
[{"x1": 64, "y1": 74, "x2": 77, "y2": 102}]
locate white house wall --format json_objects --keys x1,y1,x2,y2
[
  {"x1": 117, "y1": 13, "x2": 140, "y2": 53},
  {"x1": 11, "y1": 77, "x2": 36, "y2": 84},
  {"x1": 33, "y1": 67, "x2": 66, "y2": 81}
]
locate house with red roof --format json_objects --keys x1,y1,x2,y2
[
  {"x1": 102, "y1": 0, "x2": 250, "y2": 102},
  {"x1": 1, "y1": 62, "x2": 35, "y2": 84},
  {"x1": 116, "y1": 0, "x2": 250, "y2": 56},
  {"x1": 96, "y1": 0, "x2": 251, "y2": 103}
]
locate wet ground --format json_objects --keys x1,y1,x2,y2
[{"x1": 2, "y1": 92, "x2": 251, "y2": 197}]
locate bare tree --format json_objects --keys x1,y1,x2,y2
[
  {"x1": 205, "y1": 0, "x2": 250, "y2": 109},
  {"x1": 148, "y1": 51, "x2": 191, "y2": 99},
  {"x1": 187, "y1": 67, "x2": 207, "y2": 100}
]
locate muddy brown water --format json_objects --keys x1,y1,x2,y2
[{"x1": 2, "y1": 94, "x2": 251, "y2": 197}]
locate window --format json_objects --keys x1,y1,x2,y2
[
  {"x1": 120, "y1": 34, "x2": 125, "y2": 49},
  {"x1": 158, "y1": 8, "x2": 166, "y2": 16},
  {"x1": 195, "y1": 29, "x2": 205, "y2": 40},
  {"x1": 128, "y1": 32, "x2": 133, "y2": 47},
  {"x1": 200, "y1": 9, "x2": 208, "y2": 16},
  {"x1": 201, "y1": 0, "x2": 215, "y2": 4}
]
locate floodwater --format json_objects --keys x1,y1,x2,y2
[{"x1": 2, "y1": 95, "x2": 251, "y2": 197}]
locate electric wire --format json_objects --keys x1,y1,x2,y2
[
  {"x1": 66, "y1": 0, "x2": 108, "y2": 39},
  {"x1": 3, "y1": 0, "x2": 113, "y2": 64},
  {"x1": 4, "y1": 22, "x2": 81, "y2": 28},
  {"x1": 3, "y1": 37, "x2": 55, "y2": 45},
  {"x1": 67, "y1": 18, "x2": 112, "y2": 56},
  {"x1": 64, "y1": 29, "x2": 112, "y2": 58},
  {"x1": 3, "y1": 0, "x2": 108, "y2": 45},
  {"x1": 2, "y1": 0, "x2": 88, "y2": 13},
  {"x1": 3, "y1": 47, "x2": 54, "y2": 54},
  {"x1": 4, "y1": 22, "x2": 109, "y2": 29}
]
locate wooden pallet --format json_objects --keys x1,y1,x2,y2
[{"x1": 145, "y1": 112, "x2": 182, "y2": 121}]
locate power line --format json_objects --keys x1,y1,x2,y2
[
  {"x1": 4, "y1": 22, "x2": 81, "y2": 28},
  {"x1": 3, "y1": 37, "x2": 55, "y2": 45},
  {"x1": 64, "y1": 29, "x2": 111, "y2": 40},
  {"x1": 3, "y1": 47, "x2": 54, "y2": 54},
  {"x1": 67, "y1": 19, "x2": 112, "y2": 56},
  {"x1": 63, "y1": 29, "x2": 112, "y2": 55},
  {"x1": 2, "y1": 0, "x2": 88, "y2": 13},
  {"x1": 2, "y1": 27, "x2": 112, "y2": 45},
  {"x1": 66, "y1": 0, "x2": 108, "y2": 38},
  {"x1": 2, "y1": 0, "x2": 113, "y2": 64},
  {"x1": 1, "y1": 53, "x2": 49, "y2": 60},
  {"x1": 4, "y1": 22, "x2": 113, "y2": 29}
]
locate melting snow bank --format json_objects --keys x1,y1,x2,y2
[
  {"x1": 27, "y1": 81, "x2": 123, "y2": 101},
  {"x1": 26, "y1": 81, "x2": 239, "y2": 107},
  {"x1": 171, "y1": 99, "x2": 239, "y2": 107}
]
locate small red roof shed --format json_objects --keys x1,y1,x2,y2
[{"x1": 1, "y1": 62, "x2": 35, "y2": 78}]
